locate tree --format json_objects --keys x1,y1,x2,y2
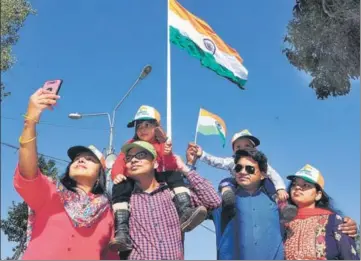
[
  {"x1": 0, "y1": 0, "x2": 35, "y2": 101},
  {"x1": 283, "y1": 0, "x2": 360, "y2": 99},
  {"x1": 0, "y1": 156, "x2": 58, "y2": 259}
]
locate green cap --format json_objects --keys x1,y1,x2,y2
[{"x1": 121, "y1": 141, "x2": 157, "y2": 159}]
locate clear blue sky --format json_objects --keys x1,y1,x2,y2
[{"x1": 1, "y1": 0, "x2": 360, "y2": 259}]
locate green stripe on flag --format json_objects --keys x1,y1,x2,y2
[
  {"x1": 217, "y1": 125, "x2": 226, "y2": 148},
  {"x1": 170, "y1": 26, "x2": 247, "y2": 89},
  {"x1": 198, "y1": 125, "x2": 226, "y2": 147},
  {"x1": 198, "y1": 125, "x2": 219, "y2": 135}
]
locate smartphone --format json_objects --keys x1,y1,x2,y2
[
  {"x1": 42, "y1": 79, "x2": 63, "y2": 95},
  {"x1": 155, "y1": 127, "x2": 168, "y2": 143}
]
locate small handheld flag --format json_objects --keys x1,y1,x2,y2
[{"x1": 195, "y1": 108, "x2": 227, "y2": 147}]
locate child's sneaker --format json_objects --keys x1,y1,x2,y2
[{"x1": 173, "y1": 192, "x2": 207, "y2": 232}]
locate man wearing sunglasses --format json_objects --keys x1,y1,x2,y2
[
  {"x1": 206, "y1": 147, "x2": 285, "y2": 260},
  {"x1": 118, "y1": 140, "x2": 221, "y2": 260}
]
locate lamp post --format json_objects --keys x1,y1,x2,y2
[{"x1": 69, "y1": 64, "x2": 152, "y2": 168}]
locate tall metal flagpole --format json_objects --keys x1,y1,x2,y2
[
  {"x1": 167, "y1": 0, "x2": 172, "y2": 139},
  {"x1": 194, "y1": 108, "x2": 201, "y2": 144}
]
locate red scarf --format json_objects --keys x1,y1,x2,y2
[{"x1": 294, "y1": 207, "x2": 333, "y2": 220}]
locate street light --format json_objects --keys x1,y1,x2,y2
[
  {"x1": 139, "y1": 65, "x2": 152, "y2": 80},
  {"x1": 68, "y1": 64, "x2": 152, "y2": 168},
  {"x1": 68, "y1": 113, "x2": 82, "y2": 119}
]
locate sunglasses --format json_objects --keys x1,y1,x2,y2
[
  {"x1": 234, "y1": 164, "x2": 256, "y2": 175},
  {"x1": 124, "y1": 150, "x2": 149, "y2": 163}
]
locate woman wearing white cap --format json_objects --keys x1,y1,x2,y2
[
  {"x1": 284, "y1": 164, "x2": 359, "y2": 260},
  {"x1": 14, "y1": 89, "x2": 117, "y2": 259}
]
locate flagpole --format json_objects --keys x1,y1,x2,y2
[
  {"x1": 166, "y1": 0, "x2": 172, "y2": 140},
  {"x1": 194, "y1": 108, "x2": 201, "y2": 144}
]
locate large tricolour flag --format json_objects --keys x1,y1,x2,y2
[
  {"x1": 169, "y1": 0, "x2": 248, "y2": 89},
  {"x1": 196, "y1": 108, "x2": 227, "y2": 147}
]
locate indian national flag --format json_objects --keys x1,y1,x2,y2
[
  {"x1": 169, "y1": 0, "x2": 248, "y2": 89},
  {"x1": 196, "y1": 108, "x2": 227, "y2": 147}
]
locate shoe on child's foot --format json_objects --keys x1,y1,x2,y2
[
  {"x1": 222, "y1": 190, "x2": 235, "y2": 210},
  {"x1": 109, "y1": 210, "x2": 133, "y2": 252},
  {"x1": 278, "y1": 201, "x2": 298, "y2": 223},
  {"x1": 173, "y1": 192, "x2": 208, "y2": 232}
]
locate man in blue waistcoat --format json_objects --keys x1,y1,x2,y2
[{"x1": 209, "y1": 148, "x2": 284, "y2": 259}]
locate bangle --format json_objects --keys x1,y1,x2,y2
[
  {"x1": 22, "y1": 114, "x2": 39, "y2": 124},
  {"x1": 19, "y1": 135, "x2": 37, "y2": 145}
]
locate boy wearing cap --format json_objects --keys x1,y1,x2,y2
[
  {"x1": 195, "y1": 129, "x2": 297, "y2": 223},
  {"x1": 116, "y1": 140, "x2": 221, "y2": 260},
  {"x1": 109, "y1": 105, "x2": 208, "y2": 252}
]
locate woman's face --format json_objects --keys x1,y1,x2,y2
[
  {"x1": 290, "y1": 178, "x2": 322, "y2": 208},
  {"x1": 136, "y1": 121, "x2": 156, "y2": 142},
  {"x1": 69, "y1": 152, "x2": 100, "y2": 185}
]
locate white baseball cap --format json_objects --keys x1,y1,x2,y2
[
  {"x1": 231, "y1": 129, "x2": 260, "y2": 147},
  {"x1": 67, "y1": 145, "x2": 106, "y2": 169},
  {"x1": 287, "y1": 164, "x2": 325, "y2": 189},
  {"x1": 127, "y1": 105, "x2": 161, "y2": 128}
]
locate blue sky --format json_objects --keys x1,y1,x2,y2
[{"x1": 1, "y1": 0, "x2": 360, "y2": 259}]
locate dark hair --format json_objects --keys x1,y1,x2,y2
[
  {"x1": 234, "y1": 148, "x2": 268, "y2": 173},
  {"x1": 60, "y1": 162, "x2": 107, "y2": 195},
  {"x1": 287, "y1": 180, "x2": 342, "y2": 215},
  {"x1": 133, "y1": 119, "x2": 159, "y2": 141}
]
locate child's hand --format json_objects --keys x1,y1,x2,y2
[
  {"x1": 276, "y1": 189, "x2": 289, "y2": 201},
  {"x1": 164, "y1": 139, "x2": 172, "y2": 155},
  {"x1": 195, "y1": 144, "x2": 203, "y2": 158},
  {"x1": 113, "y1": 174, "x2": 127, "y2": 184},
  {"x1": 186, "y1": 143, "x2": 199, "y2": 165}
]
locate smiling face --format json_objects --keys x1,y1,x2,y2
[
  {"x1": 69, "y1": 152, "x2": 101, "y2": 185},
  {"x1": 124, "y1": 147, "x2": 158, "y2": 179},
  {"x1": 290, "y1": 178, "x2": 323, "y2": 208}
]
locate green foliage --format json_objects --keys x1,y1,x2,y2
[
  {"x1": 283, "y1": 0, "x2": 360, "y2": 99},
  {"x1": 0, "y1": 0, "x2": 35, "y2": 101}
]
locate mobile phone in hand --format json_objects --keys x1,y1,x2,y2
[{"x1": 42, "y1": 79, "x2": 63, "y2": 95}]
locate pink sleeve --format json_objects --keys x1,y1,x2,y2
[
  {"x1": 13, "y1": 165, "x2": 56, "y2": 211},
  {"x1": 163, "y1": 153, "x2": 178, "y2": 171}
]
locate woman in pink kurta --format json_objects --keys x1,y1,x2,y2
[{"x1": 14, "y1": 88, "x2": 118, "y2": 260}]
